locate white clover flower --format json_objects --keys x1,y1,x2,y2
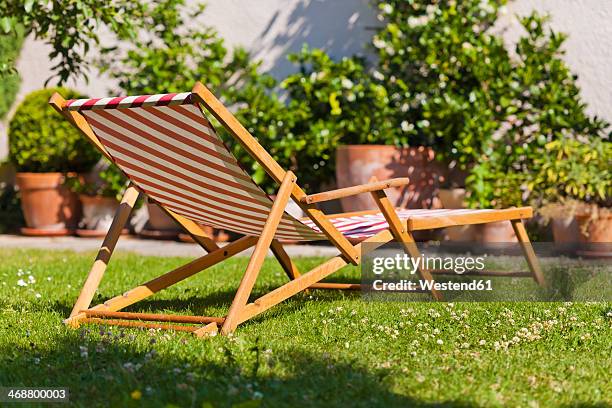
[
  {"x1": 341, "y1": 78, "x2": 354, "y2": 89},
  {"x1": 436, "y1": 339, "x2": 443, "y2": 345},
  {"x1": 381, "y1": 3, "x2": 393, "y2": 14},
  {"x1": 372, "y1": 70, "x2": 385, "y2": 81},
  {"x1": 401, "y1": 121, "x2": 414, "y2": 132},
  {"x1": 373, "y1": 37, "x2": 387, "y2": 49},
  {"x1": 17, "y1": 279, "x2": 27, "y2": 287}
]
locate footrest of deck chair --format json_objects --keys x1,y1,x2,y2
[{"x1": 79, "y1": 310, "x2": 222, "y2": 337}]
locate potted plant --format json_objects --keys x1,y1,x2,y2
[
  {"x1": 437, "y1": 176, "x2": 478, "y2": 243},
  {"x1": 539, "y1": 200, "x2": 584, "y2": 245},
  {"x1": 537, "y1": 134, "x2": 610, "y2": 254},
  {"x1": 575, "y1": 205, "x2": 611, "y2": 255},
  {"x1": 66, "y1": 161, "x2": 129, "y2": 237},
  {"x1": 8, "y1": 88, "x2": 100, "y2": 235}
]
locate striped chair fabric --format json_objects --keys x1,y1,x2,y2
[{"x1": 66, "y1": 92, "x2": 494, "y2": 241}]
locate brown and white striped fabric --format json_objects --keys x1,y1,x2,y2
[
  {"x1": 66, "y1": 92, "x2": 323, "y2": 241},
  {"x1": 66, "y1": 92, "x2": 496, "y2": 241},
  {"x1": 301, "y1": 208, "x2": 494, "y2": 239}
]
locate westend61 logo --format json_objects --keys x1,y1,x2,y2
[{"x1": 370, "y1": 253, "x2": 492, "y2": 292}]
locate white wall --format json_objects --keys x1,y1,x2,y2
[
  {"x1": 1, "y1": 0, "x2": 610, "y2": 160},
  {"x1": 501, "y1": 0, "x2": 612, "y2": 123}
]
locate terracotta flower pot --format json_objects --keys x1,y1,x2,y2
[
  {"x1": 16, "y1": 172, "x2": 81, "y2": 235},
  {"x1": 146, "y1": 201, "x2": 180, "y2": 231},
  {"x1": 76, "y1": 195, "x2": 120, "y2": 236},
  {"x1": 551, "y1": 216, "x2": 579, "y2": 243},
  {"x1": 139, "y1": 200, "x2": 181, "y2": 239},
  {"x1": 438, "y1": 188, "x2": 477, "y2": 242},
  {"x1": 336, "y1": 145, "x2": 447, "y2": 212},
  {"x1": 574, "y1": 213, "x2": 612, "y2": 258},
  {"x1": 576, "y1": 214, "x2": 612, "y2": 243},
  {"x1": 477, "y1": 221, "x2": 518, "y2": 243},
  {"x1": 438, "y1": 188, "x2": 466, "y2": 209}
]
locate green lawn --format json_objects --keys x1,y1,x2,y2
[{"x1": 0, "y1": 248, "x2": 610, "y2": 407}]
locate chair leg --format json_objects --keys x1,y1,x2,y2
[
  {"x1": 511, "y1": 219, "x2": 546, "y2": 286},
  {"x1": 238, "y1": 229, "x2": 394, "y2": 324},
  {"x1": 221, "y1": 172, "x2": 296, "y2": 335},
  {"x1": 370, "y1": 190, "x2": 443, "y2": 300},
  {"x1": 67, "y1": 185, "x2": 140, "y2": 321},
  {"x1": 65, "y1": 236, "x2": 258, "y2": 327}
]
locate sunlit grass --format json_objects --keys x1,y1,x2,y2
[{"x1": 0, "y1": 249, "x2": 610, "y2": 407}]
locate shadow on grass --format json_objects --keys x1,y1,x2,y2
[
  {"x1": 0, "y1": 333, "x2": 471, "y2": 408},
  {"x1": 45, "y1": 280, "x2": 364, "y2": 322}
]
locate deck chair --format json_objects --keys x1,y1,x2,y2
[{"x1": 49, "y1": 82, "x2": 545, "y2": 337}]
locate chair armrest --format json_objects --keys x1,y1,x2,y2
[{"x1": 300, "y1": 178, "x2": 410, "y2": 204}]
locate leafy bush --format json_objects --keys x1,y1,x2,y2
[
  {"x1": 373, "y1": 1, "x2": 610, "y2": 208},
  {"x1": 1, "y1": 0, "x2": 149, "y2": 83},
  {"x1": 235, "y1": 46, "x2": 398, "y2": 191},
  {"x1": 8, "y1": 88, "x2": 101, "y2": 173},
  {"x1": 0, "y1": 183, "x2": 23, "y2": 233},
  {"x1": 0, "y1": 24, "x2": 23, "y2": 118},
  {"x1": 99, "y1": 0, "x2": 610, "y2": 204},
  {"x1": 98, "y1": 0, "x2": 256, "y2": 96},
  {"x1": 66, "y1": 161, "x2": 129, "y2": 201}
]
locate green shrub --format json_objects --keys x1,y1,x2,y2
[
  {"x1": 0, "y1": 183, "x2": 23, "y2": 233},
  {"x1": 235, "y1": 46, "x2": 397, "y2": 191},
  {"x1": 373, "y1": 1, "x2": 610, "y2": 208},
  {"x1": 8, "y1": 88, "x2": 101, "y2": 173},
  {"x1": 66, "y1": 162, "x2": 129, "y2": 201},
  {"x1": 0, "y1": 24, "x2": 24, "y2": 118},
  {"x1": 98, "y1": 0, "x2": 255, "y2": 96}
]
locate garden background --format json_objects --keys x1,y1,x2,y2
[
  {"x1": 0, "y1": 0, "x2": 610, "y2": 216},
  {"x1": 0, "y1": 1, "x2": 610, "y2": 406}
]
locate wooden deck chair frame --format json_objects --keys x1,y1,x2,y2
[{"x1": 49, "y1": 82, "x2": 545, "y2": 337}]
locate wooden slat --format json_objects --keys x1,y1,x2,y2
[
  {"x1": 65, "y1": 235, "x2": 257, "y2": 327},
  {"x1": 371, "y1": 190, "x2": 442, "y2": 300},
  {"x1": 82, "y1": 310, "x2": 224, "y2": 324},
  {"x1": 511, "y1": 219, "x2": 546, "y2": 286},
  {"x1": 221, "y1": 171, "x2": 296, "y2": 334},
  {"x1": 194, "y1": 322, "x2": 219, "y2": 338},
  {"x1": 408, "y1": 207, "x2": 533, "y2": 230},
  {"x1": 238, "y1": 229, "x2": 394, "y2": 324},
  {"x1": 67, "y1": 185, "x2": 140, "y2": 322},
  {"x1": 82, "y1": 318, "x2": 198, "y2": 333},
  {"x1": 295, "y1": 198, "x2": 360, "y2": 264},
  {"x1": 301, "y1": 178, "x2": 410, "y2": 204},
  {"x1": 191, "y1": 82, "x2": 359, "y2": 264},
  {"x1": 299, "y1": 208, "x2": 381, "y2": 223}
]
